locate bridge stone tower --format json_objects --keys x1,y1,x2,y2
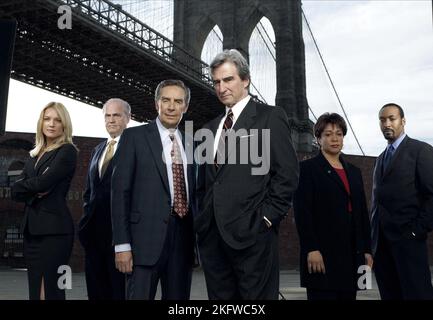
[{"x1": 173, "y1": 0, "x2": 313, "y2": 152}]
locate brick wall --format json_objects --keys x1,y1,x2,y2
[{"x1": 1, "y1": 133, "x2": 432, "y2": 272}]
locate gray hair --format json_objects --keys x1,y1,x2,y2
[
  {"x1": 103, "y1": 98, "x2": 131, "y2": 117},
  {"x1": 210, "y1": 49, "x2": 250, "y2": 82},
  {"x1": 154, "y1": 79, "x2": 191, "y2": 106}
]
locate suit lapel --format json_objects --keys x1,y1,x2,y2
[
  {"x1": 26, "y1": 157, "x2": 38, "y2": 177},
  {"x1": 340, "y1": 156, "x2": 355, "y2": 195},
  {"x1": 181, "y1": 132, "x2": 195, "y2": 203},
  {"x1": 316, "y1": 152, "x2": 348, "y2": 195},
  {"x1": 375, "y1": 152, "x2": 385, "y2": 182},
  {"x1": 145, "y1": 121, "x2": 170, "y2": 194},
  {"x1": 92, "y1": 141, "x2": 106, "y2": 183},
  {"x1": 231, "y1": 99, "x2": 257, "y2": 132},
  {"x1": 382, "y1": 135, "x2": 408, "y2": 178},
  {"x1": 208, "y1": 114, "x2": 224, "y2": 177},
  {"x1": 216, "y1": 100, "x2": 257, "y2": 176},
  {"x1": 34, "y1": 148, "x2": 58, "y2": 175}
]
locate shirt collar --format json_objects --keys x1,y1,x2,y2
[
  {"x1": 388, "y1": 132, "x2": 406, "y2": 151},
  {"x1": 225, "y1": 95, "x2": 251, "y2": 121},
  {"x1": 156, "y1": 116, "x2": 178, "y2": 141},
  {"x1": 106, "y1": 134, "x2": 121, "y2": 145}
]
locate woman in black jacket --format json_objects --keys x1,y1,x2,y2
[
  {"x1": 294, "y1": 113, "x2": 373, "y2": 300},
  {"x1": 12, "y1": 102, "x2": 77, "y2": 300}
]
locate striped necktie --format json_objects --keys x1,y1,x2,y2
[
  {"x1": 214, "y1": 110, "x2": 234, "y2": 169},
  {"x1": 169, "y1": 133, "x2": 188, "y2": 217}
]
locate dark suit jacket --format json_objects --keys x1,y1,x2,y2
[
  {"x1": 78, "y1": 140, "x2": 114, "y2": 249},
  {"x1": 111, "y1": 121, "x2": 196, "y2": 266},
  {"x1": 371, "y1": 136, "x2": 433, "y2": 254},
  {"x1": 195, "y1": 99, "x2": 299, "y2": 250},
  {"x1": 11, "y1": 143, "x2": 77, "y2": 235},
  {"x1": 293, "y1": 152, "x2": 371, "y2": 291}
]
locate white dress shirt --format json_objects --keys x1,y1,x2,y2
[{"x1": 213, "y1": 95, "x2": 251, "y2": 158}]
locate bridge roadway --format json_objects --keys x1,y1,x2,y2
[{"x1": 0, "y1": 0, "x2": 223, "y2": 127}]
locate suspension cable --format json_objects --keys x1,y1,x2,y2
[{"x1": 302, "y1": 8, "x2": 365, "y2": 155}]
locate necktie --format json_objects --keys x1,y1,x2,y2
[
  {"x1": 169, "y1": 133, "x2": 188, "y2": 217},
  {"x1": 100, "y1": 140, "x2": 116, "y2": 177},
  {"x1": 382, "y1": 144, "x2": 394, "y2": 173},
  {"x1": 214, "y1": 110, "x2": 234, "y2": 168}
]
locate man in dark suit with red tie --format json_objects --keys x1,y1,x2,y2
[
  {"x1": 371, "y1": 103, "x2": 433, "y2": 300},
  {"x1": 195, "y1": 49, "x2": 299, "y2": 300},
  {"x1": 78, "y1": 98, "x2": 130, "y2": 300},
  {"x1": 111, "y1": 80, "x2": 195, "y2": 300}
]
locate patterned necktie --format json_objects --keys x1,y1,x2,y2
[
  {"x1": 214, "y1": 110, "x2": 234, "y2": 168},
  {"x1": 382, "y1": 144, "x2": 394, "y2": 173},
  {"x1": 169, "y1": 133, "x2": 188, "y2": 217},
  {"x1": 100, "y1": 140, "x2": 116, "y2": 177}
]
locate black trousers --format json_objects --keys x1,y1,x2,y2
[
  {"x1": 24, "y1": 231, "x2": 73, "y2": 300},
  {"x1": 84, "y1": 244, "x2": 125, "y2": 300},
  {"x1": 198, "y1": 216, "x2": 279, "y2": 300},
  {"x1": 374, "y1": 228, "x2": 433, "y2": 300},
  {"x1": 126, "y1": 213, "x2": 193, "y2": 300}
]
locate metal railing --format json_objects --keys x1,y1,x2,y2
[{"x1": 59, "y1": 0, "x2": 213, "y2": 86}]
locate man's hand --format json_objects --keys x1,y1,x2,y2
[
  {"x1": 307, "y1": 250, "x2": 326, "y2": 274},
  {"x1": 36, "y1": 191, "x2": 50, "y2": 198},
  {"x1": 364, "y1": 253, "x2": 373, "y2": 269},
  {"x1": 115, "y1": 251, "x2": 133, "y2": 274}
]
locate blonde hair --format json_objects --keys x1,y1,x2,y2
[{"x1": 30, "y1": 102, "x2": 76, "y2": 157}]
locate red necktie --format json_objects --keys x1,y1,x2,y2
[
  {"x1": 214, "y1": 110, "x2": 234, "y2": 168},
  {"x1": 169, "y1": 133, "x2": 188, "y2": 217}
]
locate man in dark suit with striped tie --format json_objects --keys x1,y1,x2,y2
[
  {"x1": 78, "y1": 98, "x2": 130, "y2": 300},
  {"x1": 371, "y1": 103, "x2": 433, "y2": 300},
  {"x1": 111, "y1": 80, "x2": 196, "y2": 300},
  {"x1": 195, "y1": 49, "x2": 299, "y2": 300}
]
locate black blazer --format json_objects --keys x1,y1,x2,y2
[
  {"x1": 293, "y1": 152, "x2": 371, "y2": 291},
  {"x1": 78, "y1": 140, "x2": 114, "y2": 249},
  {"x1": 111, "y1": 122, "x2": 196, "y2": 266},
  {"x1": 195, "y1": 100, "x2": 299, "y2": 250},
  {"x1": 11, "y1": 143, "x2": 77, "y2": 235},
  {"x1": 371, "y1": 136, "x2": 433, "y2": 254}
]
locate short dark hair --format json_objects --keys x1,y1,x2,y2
[
  {"x1": 379, "y1": 103, "x2": 405, "y2": 118},
  {"x1": 314, "y1": 112, "x2": 347, "y2": 138},
  {"x1": 154, "y1": 79, "x2": 191, "y2": 106}
]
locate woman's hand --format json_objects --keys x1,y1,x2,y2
[{"x1": 307, "y1": 250, "x2": 326, "y2": 274}]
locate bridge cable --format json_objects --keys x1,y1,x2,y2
[{"x1": 301, "y1": 8, "x2": 365, "y2": 155}]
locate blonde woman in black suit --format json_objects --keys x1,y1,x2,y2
[{"x1": 12, "y1": 102, "x2": 77, "y2": 300}]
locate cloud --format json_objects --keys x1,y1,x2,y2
[{"x1": 302, "y1": 0, "x2": 433, "y2": 156}]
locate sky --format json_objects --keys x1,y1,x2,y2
[
  {"x1": 301, "y1": 0, "x2": 433, "y2": 156},
  {"x1": 4, "y1": 0, "x2": 433, "y2": 156}
]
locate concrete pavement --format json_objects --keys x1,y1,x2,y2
[{"x1": 0, "y1": 267, "x2": 382, "y2": 300}]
